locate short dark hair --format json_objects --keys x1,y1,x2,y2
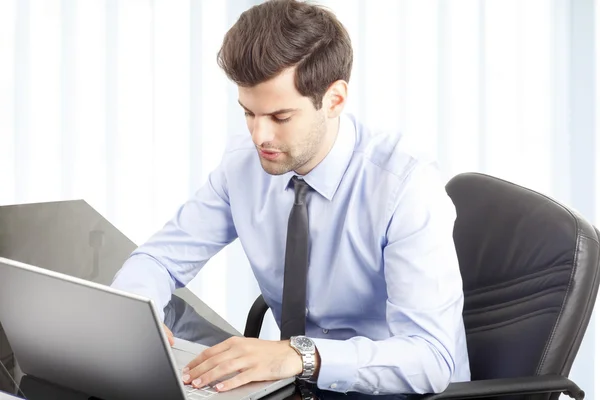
[{"x1": 217, "y1": 0, "x2": 353, "y2": 109}]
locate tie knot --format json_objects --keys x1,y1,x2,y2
[{"x1": 292, "y1": 176, "x2": 310, "y2": 204}]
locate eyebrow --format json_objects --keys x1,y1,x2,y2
[{"x1": 237, "y1": 100, "x2": 299, "y2": 116}]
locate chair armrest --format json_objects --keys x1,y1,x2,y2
[
  {"x1": 244, "y1": 295, "x2": 269, "y2": 338},
  {"x1": 421, "y1": 375, "x2": 584, "y2": 400}
]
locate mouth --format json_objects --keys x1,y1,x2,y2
[{"x1": 259, "y1": 149, "x2": 282, "y2": 161}]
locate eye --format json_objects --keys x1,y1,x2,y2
[
  {"x1": 244, "y1": 111, "x2": 253, "y2": 118},
  {"x1": 273, "y1": 116, "x2": 291, "y2": 124}
]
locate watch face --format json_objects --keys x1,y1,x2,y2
[{"x1": 295, "y1": 336, "x2": 313, "y2": 350}]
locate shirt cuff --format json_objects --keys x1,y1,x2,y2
[{"x1": 311, "y1": 337, "x2": 358, "y2": 393}]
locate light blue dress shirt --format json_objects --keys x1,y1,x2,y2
[{"x1": 111, "y1": 113, "x2": 471, "y2": 395}]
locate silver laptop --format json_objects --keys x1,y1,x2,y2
[{"x1": 0, "y1": 257, "x2": 294, "y2": 400}]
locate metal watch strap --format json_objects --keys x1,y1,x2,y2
[{"x1": 299, "y1": 350, "x2": 316, "y2": 380}]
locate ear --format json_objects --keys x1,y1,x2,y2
[{"x1": 323, "y1": 80, "x2": 348, "y2": 118}]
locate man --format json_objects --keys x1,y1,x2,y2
[{"x1": 111, "y1": 0, "x2": 470, "y2": 395}]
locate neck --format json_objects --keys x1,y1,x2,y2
[{"x1": 295, "y1": 116, "x2": 340, "y2": 176}]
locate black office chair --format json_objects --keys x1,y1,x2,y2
[{"x1": 243, "y1": 172, "x2": 600, "y2": 400}]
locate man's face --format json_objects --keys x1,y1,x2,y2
[{"x1": 238, "y1": 68, "x2": 328, "y2": 176}]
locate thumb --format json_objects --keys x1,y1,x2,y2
[{"x1": 163, "y1": 324, "x2": 175, "y2": 347}]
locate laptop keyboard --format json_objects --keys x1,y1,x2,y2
[
  {"x1": 184, "y1": 384, "x2": 219, "y2": 399},
  {"x1": 172, "y1": 342, "x2": 227, "y2": 399}
]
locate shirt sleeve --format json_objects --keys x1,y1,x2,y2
[
  {"x1": 110, "y1": 157, "x2": 238, "y2": 322},
  {"x1": 311, "y1": 161, "x2": 466, "y2": 395}
]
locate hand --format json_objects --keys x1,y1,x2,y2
[
  {"x1": 163, "y1": 324, "x2": 174, "y2": 347},
  {"x1": 181, "y1": 336, "x2": 302, "y2": 392}
]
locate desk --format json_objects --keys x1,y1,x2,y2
[{"x1": 0, "y1": 293, "x2": 412, "y2": 400}]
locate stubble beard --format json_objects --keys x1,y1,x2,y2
[{"x1": 258, "y1": 114, "x2": 327, "y2": 176}]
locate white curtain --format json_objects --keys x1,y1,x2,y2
[{"x1": 0, "y1": 0, "x2": 598, "y2": 396}]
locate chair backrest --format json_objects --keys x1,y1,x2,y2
[{"x1": 446, "y1": 173, "x2": 600, "y2": 384}]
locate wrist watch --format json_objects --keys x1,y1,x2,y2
[{"x1": 289, "y1": 335, "x2": 316, "y2": 380}]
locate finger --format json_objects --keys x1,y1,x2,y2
[
  {"x1": 163, "y1": 325, "x2": 175, "y2": 347},
  {"x1": 213, "y1": 370, "x2": 256, "y2": 392},
  {"x1": 192, "y1": 357, "x2": 251, "y2": 389},
  {"x1": 185, "y1": 336, "x2": 239, "y2": 371},
  {"x1": 184, "y1": 349, "x2": 247, "y2": 385},
  {"x1": 163, "y1": 324, "x2": 175, "y2": 346}
]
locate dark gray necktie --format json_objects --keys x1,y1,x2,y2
[{"x1": 280, "y1": 176, "x2": 311, "y2": 340}]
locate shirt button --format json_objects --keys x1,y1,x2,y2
[
  {"x1": 330, "y1": 383, "x2": 337, "y2": 389},
  {"x1": 322, "y1": 329, "x2": 329, "y2": 334}
]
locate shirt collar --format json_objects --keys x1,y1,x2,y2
[{"x1": 280, "y1": 113, "x2": 356, "y2": 201}]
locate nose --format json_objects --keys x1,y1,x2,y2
[{"x1": 250, "y1": 118, "x2": 275, "y2": 147}]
